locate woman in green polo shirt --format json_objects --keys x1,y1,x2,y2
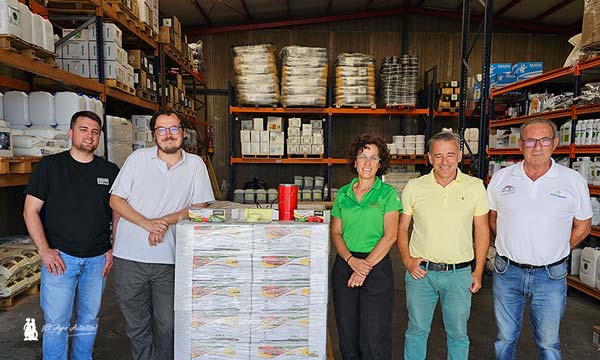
[{"x1": 331, "y1": 133, "x2": 402, "y2": 359}]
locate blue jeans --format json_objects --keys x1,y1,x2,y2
[
  {"x1": 404, "y1": 266, "x2": 473, "y2": 360},
  {"x1": 493, "y1": 254, "x2": 567, "y2": 360},
  {"x1": 41, "y1": 251, "x2": 107, "y2": 360}
]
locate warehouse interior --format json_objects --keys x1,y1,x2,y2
[{"x1": 1, "y1": 0, "x2": 600, "y2": 359}]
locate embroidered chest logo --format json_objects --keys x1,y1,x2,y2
[
  {"x1": 549, "y1": 190, "x2": 567, "y2": 199},
  {"x1": 500, "y1": 185, "x2": 516, "y2": 195},
  {"x1": 368, "y1": 201, "x2": 382, "y2": 209},
  {"x1": 97, "y1": 178, "x2": 109, "y2": 186}
]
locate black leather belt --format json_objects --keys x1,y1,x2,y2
[
  {"x1": 421, "y1": 261, "x2": 472, "y2": 272},
  {"x1": 498, "y1": 255, "x2": 567, "y2": 270}
]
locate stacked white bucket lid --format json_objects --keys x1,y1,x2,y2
[{"x1": 388, "y1": 134, "x2": 426, "y2": 155}]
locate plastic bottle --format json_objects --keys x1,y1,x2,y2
[
  {"x1": 575, "y1": 121, "x2": 583, "y2": 145},
  {"x1": 591, "y1": 197, "x2": 600, "y2": 226},
  {"x1": 561, "y1": 120, "x2": 572, "y2": 146},
  {"x1": 586, "y1": 119, "x2": 594, "y2": 145}
]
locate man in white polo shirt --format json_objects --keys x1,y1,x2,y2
[
  {"x1": 488, "y1": 118, "x2": 592, "y2": 360},
  {"x1": 109, "y1": 109, "x2": 215, "y2": 360}
]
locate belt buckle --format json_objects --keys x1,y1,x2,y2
[{"x1": 520, "y1": 263, "x2": 535, "y2": 270}]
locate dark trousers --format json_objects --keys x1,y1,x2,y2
[
  {"x1": 332, "y1": 252, "x2": 394, "y2": 360},
  {"x1": 113, "y1": 257, "x2": 175, "y2": 360}
]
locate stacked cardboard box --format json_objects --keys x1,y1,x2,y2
[
  {"x1": 437, "y1": 81, "x2": 460, "y2": 110},
  {"x1": 131, "y1": 115, "x2": 154, "y2": 151},
  {"x1": 128, "y1": 50, "x2": 157, "y2": 95},
  {"x1": 138, "y1": 0, "x2": 160, "y2": 36},
  {"x1": 286, "y1": 118, "x2": 324, "y2": 156},
  {"x1": 240, "y1": 117, "x2": 284, "y2": 157},
  {"x1": 175, "y1": 221, "x2": 329, "y2": 360}
]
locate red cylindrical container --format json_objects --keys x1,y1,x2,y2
[{"x1": 278, "y1": 184, "x2": 298, "y2": 221}]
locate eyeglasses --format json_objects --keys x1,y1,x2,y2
[
  {"x1": 356, "y1": 155, "x2": 380, "y2": 163},
  {"x1": 521, "y1": 137, "x2": 554, "y2": 148},
  {"x1": 154, "y1": 126, "x2": 182, "y2": 136}
]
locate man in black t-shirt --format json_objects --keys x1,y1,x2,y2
[{"x1": 23, "y1": 111, "x2": 119, "y2": 360}]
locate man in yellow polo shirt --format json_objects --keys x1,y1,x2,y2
[{"x1": 397, "y1": 131, "x2": 490, "y2": 360}]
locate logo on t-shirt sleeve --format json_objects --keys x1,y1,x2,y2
[{"x1": 97, "y1": 178, "x2": 110, "y2": 186}]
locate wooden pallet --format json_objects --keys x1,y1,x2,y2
[
  {"x1": 438, "y1": 107, "x2": 458, "y2": 112},
  {"x1": 136, "y1": 89, "x2": 157, "y2": 103},
  {"x1": 0, "y1": 281, "x2": 40, "y2": 311},
  {"x1": 108, "y1": 2, "x2": 137, "y2": 26},
  {"x1": 242, "y1": 155, "x2": 283, "y2": 159},
  {"x1": 106, "y1": 79, "x2": 135, "y2": 95},
  {"x1": 0, "y1": 157, "x2": 42, "y2": 175},
  {"x1": 164, "y1": 44, "x2": 192, "y2": 68},
  {"x1": 46, "y1": 0, "x2": 96, "y2": 15},
  {"x1": 0, "y1": 35, "x2": 56, "y2": 66},
  {"x1": 183, "y1": 108, "x2": 198, "y2": 119},
  {"x1": 287, "y1": 153, "x2": 324, "y2": 159},
  {"x1": 334, "y1": 103, "x2": 377, "y2": 110},
  {"x1": 137, "y1": 21, "x2": 157, "y2": 41}
]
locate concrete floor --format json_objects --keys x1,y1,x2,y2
[{"x1": 1, "y1": 247, "x2": 599, "y2": 360}]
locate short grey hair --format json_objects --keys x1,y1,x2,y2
[
  {"x1": 428, "y1": 131, "x2": 461, "y2": 150},
  {"x1": 520, "y1": 118, "x2": 558, "y2": 139}
]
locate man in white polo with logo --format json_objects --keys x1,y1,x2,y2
[
  {"x1": 109, "y1": 109, "x2": 214, "y2": 360},
  {"x1": 488, "y1": 118, "x2": 592, "y2": 360}
]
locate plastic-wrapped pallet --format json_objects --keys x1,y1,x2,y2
[
  {"x1": 175, "y1": 221, "x2": 329, "y2": 360},
  {"x1": 380, "y1": 55, "x2": 418, "y2": 107},
  {"x1": 335, "y1": 53, "x2": 376, "y2": 108},
  {"x1": 280, "y1": 46, "x2": 328, "y2": 107},
  {"x1": 233, "y1": 44, "x2": 280, "y2": 106},
  {"x1": 106, "y1": 116, "x2": 133, "y2": 168},
  {"x1": 381, "y1": 172, "x2": 421, "y2": 196}
]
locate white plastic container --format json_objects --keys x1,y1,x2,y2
[
  {"x1": 17, "y1": 2, "x2": 30, "y2": 44},
  {"x1": 4, "y1": 91, "x2": 30, "y2": 127},
  {"x1": 84, "y1": 95, "x2": 95, "y2": 112},
  {"x1": 579, "y1": 247, "x2": 600, "y2": 288},
  {"x1": 596, "y1": 255, "x2": 600, "y2": 290},
  {"x1": 42, "y1": 17, "x2": 54, "y2": 52},
  {"x1": 31, "y1": 13, "x2": 44, "y2": 48},
  {"x1": 54, "y1": 92, "x2": 85, "y2": 126},
  {"x1": 0, "y1": 0, "x2": 22, "y2": 38},
  {"x1": 90, "y1": 97, "x2": 103, "y2": 120},
  {"x1": 570, "y1": 248, "x2": 583, "y2": 275},
  {"x1": 592, "y1": 197, "x2": 600, "y2": 226},
  {"x1": 28, "y1": 91, "x2": 56, "y2": 126},
  {"x1": 0, "y1": 93, "x2": 4, "y2": 120}
]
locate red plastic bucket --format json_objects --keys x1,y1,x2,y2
[{"x1": 278, "y1": 184, "x2": 298, "y2": 221}]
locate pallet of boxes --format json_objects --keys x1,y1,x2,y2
[
  {"x1": 165, "y1": 71, "x2": 195, "y2": 115},
  {"x1": 0, "y1": 239, "x2": 41, "y2": 310},
  {"x1": 57, "y1": 23, "x2": 135, "y2": 94},
  {"x1": 136, "y1": 0, "x2": 160, "y2": 39},
  {"x1": 240, "y1": 117, "x2": 284, "y2": 158},
  {"x1": 174, "y1": 210, "x2": 329, "y2": 359},
  {"x1": 128, "y1": 50, "x2": 158, "y2": 102},
  {"x1": 286, "y1": 118, "x2": 324, "y2": 158},
  {"x1": 437, "y1": 81, "x2": 460, "y2": 112},
  {"x1": 131, "y1": 115, "x2": 154, "y2": 151}
]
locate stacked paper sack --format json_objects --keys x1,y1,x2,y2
[
  {"x1": 381, "y1": 172, "x2": 421, "y2": 195},
  {"x1": 380, "y1": 55, "x2": 418, "y2": 107},
  {"x1": 0, "y1": 241, "x2": 41, "y2": 298},
  {"x1": 233, "y1": 44, "x2": 280, "y2": 106},
  {"x1": 175, "y1": 221, "x2": 329, "y2": 360},
  {"x1": 280, "y1": 46, "x2": 328, "y2": 107},
  {"x1": 106, "y1": 116, "x2": 133, "y2": 167},
  {"x1": 335, "y1": 53, "x2": 376, "y2": 108}
]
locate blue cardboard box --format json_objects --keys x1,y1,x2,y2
[
  {"x1": 490, "y1": 63, "x2": 512, "y2": 76},
  {"x1": 491, "y1": 73, "x2": 517, "y2": 89},
  {"x1": 512, "y1": 62, "x2": 543, "y2": 80}
]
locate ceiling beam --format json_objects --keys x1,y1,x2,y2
[
  {"x1": 326, "y1": 0, "x2": 333, "y2": 15},
  {"x1": 365, "y1": 0, "x2": 374, "y2": 11},
  {"x1": 287, "y1": 0, "x2": 293, "y2": 19},
  {"x1": 415, "y1": 0, "x2": 426, "y2": 7},
  {"x1": 495, "y1": 0, "x2": 523, "y2": 17},
  {"x1": 239, "y1": 0, "x2": 253, "y2": 23},
  {"x1": 532, "y1": 0, "x2": 576, "y2": 22},
  {"x1": 186, "y1": 6, "x2": 578, "y2": 36},
  {"x1": 189, "y1": 0, "x2": 213, "y2": 27}
]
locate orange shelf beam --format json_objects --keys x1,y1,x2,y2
[
  {"x1": 491, "y1": 66, "x2": 573, "y2": 98},
  {"x1": 0, "y1": 75, "x2": 29, "y2": 92},
  {"x1": 576, "y1": 56, "x2": 600, "y2": 72},
  {"x1": 434, "y1": 110, "x2": 473, "y2": 118},
  {"x1": 589, "y1": 185, "x2": 600, "y2": 195},
  {"x1": 105, "y1": 86, "x2": 159, "y2": 111},
  {"x1": 230, "y1": 106, "x2": 329, "y2": 114},
  {"x1": 575, "y1": 104, "x2": 600, "y2": 117},
  {"x1": 230, "y1": 157, "x2": 329, "y2": 165},
  {"x1": 573, "y1": 145, "x2": 600, "y2": 154},
  {"x1": 330, "y1": 157, "x2": 428, "y2": 165},
  {"x1": 591, "y1": 226, "x2": 600, "y2": 237},
  {"x1": 490, "y1": 109, "x2": 572, "y2": 128},
  {"x1": 330, "y1": 108, "x2": 429, "y2": 116}
]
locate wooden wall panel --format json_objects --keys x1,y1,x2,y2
[{"x1": 192, "y1": 16, "x2": 572, "y2": 193}]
